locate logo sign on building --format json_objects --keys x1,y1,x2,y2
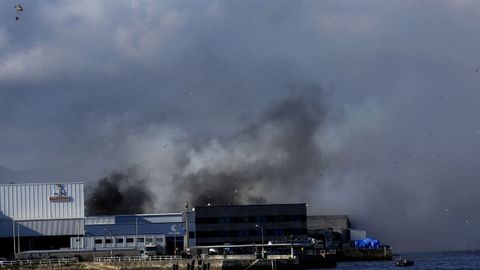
[
  {"x1": 169, "y1": 224, "x2": 183, "y2": 235},
  {"x1": 49, "y1": 184, "x2": 72, "y2": 202}
]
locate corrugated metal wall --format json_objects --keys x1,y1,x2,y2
[
  {"x1": 0, "y1": 218, "x2": 85, "y2": 237},
  {"x1": 0, "y1": 183, "x2": 84, "y2": 220},
  {"x1": 85, "y1": 222, "x2": 184, "y2": 236},
  {"x1": 85, "y1": 216, "x2": 115, "y2": 225},
  {"x1": 19, "y1": 219, "x2": 85, "y2": 236}
]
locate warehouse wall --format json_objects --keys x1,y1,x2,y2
[
  {"x1": 0, "y1": 183, "x2": 84, "y2": 220},
  {"x1": 307, "y1": 215, "x2": 351, "y2": 232},
  {"x1": 84, "y1": 214, "x2": 184, "y2": 236},
  {"x1": 0, "y1": 218, "x2": 85, "y2": 237}
]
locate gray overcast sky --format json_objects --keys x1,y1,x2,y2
[{"x1": 2, "y1": 0, "x2": 480, "y2": 252}]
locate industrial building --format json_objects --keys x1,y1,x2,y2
[
  {"x1": 79, "y1": 213, "x2": 186, "y2": 254},
  {"x1": 307, "y1": 215, "x2": 351, "y2": 232},
  {"x1": 307, "y1": 215, "x2": 367, "y2": 249},
  {"x1": 193, "y1": 204, "x2": 307, "y2": 246},
  {"x1": 0, "y1": 182, "x2": 379, "y2": 260},
  {"x1": 0, "y1": 183, "x2": 310, "y2": 258},
  {"x1": 0, "y1": 183, "x2": 85, "y2": 257},
  {"x1": 0, "y1": 183, "x2": 187, "y2": 258}
]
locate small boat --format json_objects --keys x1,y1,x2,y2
[{"x1": 395, "y1": 259, "x2": 415, "y2": 267}]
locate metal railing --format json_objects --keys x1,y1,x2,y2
[
  {"x1": 0, "y1": 257, "x2": 78, "y2": 267},
  {"x1": 304, "y1": 249, "x2": 336, "y2": 255},
  {"x1": 94, "y1": 255, "x2": 181, "y2": 263},
  {"x1": 207, "y1": 254, "x2": 294, "y2": 260}
]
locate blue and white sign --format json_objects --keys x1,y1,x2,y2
[{"x1": 49, "y1": 184, "x2": 72, "y2": 202}]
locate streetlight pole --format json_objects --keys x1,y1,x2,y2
[
  {"x1": 184, "y1": 202, "x2": 189, "y2": 252},
  {"x1": 17, "y1": 223, "x2": 20, "y2": 254},
  {"x1": 174, "y1": 230, "x2": 177, "y2": 256},
  {"x1": 255, "y1": 225, "x2": 264, "y2": 259},
  {"x1": 110, "y1": 230, "x2": 113, "y2": 257},
  {"x1": 171, "y1": 224, "x2": 181, "y2": 257},
  {"x1": 290, "y1": 235, "x2": 294, "y2": 258},
  {"x1": 12, "y1": 219, "x2": 16, "y2": 258},
  {"x1": 135, "y1": 218, "x2": 138, "y2": 248},
  {"x1": 77, "y1": 220, "x2": 80, "y2": 250},
  {"x1": 105, "y1": 228, "x2": 114, "y2": 258}
]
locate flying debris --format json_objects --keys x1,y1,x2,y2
[{"x1": 15, "y1": 4, "x2": 23, "y2": 21}]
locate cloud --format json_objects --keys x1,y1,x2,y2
[
  {"x1": 0, "y1": 27, "x2": 8, "y2": 50},
  {"x1": 0, "y1": 46, "x2": 62, "y2": 81}
]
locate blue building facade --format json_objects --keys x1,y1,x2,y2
[
  {"x1": 83, "y1": 213, "x2": 186, "y2": 254},
  {"x1": 85, "y1": 214, "x2": 185, "y2": 236}
]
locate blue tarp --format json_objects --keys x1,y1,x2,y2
[{"x1": 354, "y1": 237, "x2": 382, "y2": 248}]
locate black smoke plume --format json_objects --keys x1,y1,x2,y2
[
  {"x1": 86, "y1": 169, "x2": 153, "y2": 215},
  {"x1": 173, "y1": 85, "x2": 327, "y2": 207}
]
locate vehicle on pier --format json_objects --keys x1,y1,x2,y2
[{"x1": 141, "y1": 243, "x2": 164, "y2": 257}]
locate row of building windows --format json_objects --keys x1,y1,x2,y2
[
  {"x1": 93, "y1": 236, "x2": 163, "y2": 245},
  {"x1": 196, "y1": 215, "x2": 306, "y2": 224},
  {"x1": 195, "y1": 229, "x2": 307, "y2": 238}
]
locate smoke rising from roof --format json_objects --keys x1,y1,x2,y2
[
  {"x1": 85, "y1": 169, "x2": 153, "y2": 215},
  {"x1": 87, "y1": 86, "x2": 327, "y2": 214},
  {"x1": 174, "y1": 86, "x2": 326, "y2": 207}
]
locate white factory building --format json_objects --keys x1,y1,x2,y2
[
  {"x1": 0, "y1": 182, "x2": 187, "y2": 259},
  {"x1": 0, "y1": 183, "x2": 85, "y2": 257}
]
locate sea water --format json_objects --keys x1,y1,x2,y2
[{"x1": 333, "y1": 251, "x2": 480, "y2": 270}]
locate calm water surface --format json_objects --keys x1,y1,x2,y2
[{"x1": 334, "y1": 251, "x2": 480, "y2": 270}]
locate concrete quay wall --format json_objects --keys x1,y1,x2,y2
[
  {"x1": 1, "y1": 258, "x2": 299, "y2": 270},
  {"x1": 338, "y1": 247, "x2": 393, "y2": 261},
  {"x1": 99, "y1": 259, "x2": 299, "y2": 270}
]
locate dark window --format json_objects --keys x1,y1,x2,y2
[
  {"x1": 218, "y1": 217, "x2": 231, "y2": 223},
  {"x1": 196, "y1": 230, "x2": 232, "y2": 238},
  {"x1": 238, "y1": 230, "x2": 248, "y2": 237},
  {"x1": 105, "y1": 239, "x2": 112, "y2": 244},
  {"x1": 95, "y1": 239, "x2": 103, "y2": 244},
  {"x1": 116, "y1": 238, "x2": 124, "y2": 243},
  {"x1": 196, "y1": 217, "x2": 217, "y2": 224},
  {"x1": 290, "y1": 215, "x2": 306, "y2": 222},
  {"x1": 272, "y1": 216, "x2": 285, "y2": 222},
  {"x1": 231, "y1": 217, "x2": 243, "y2": 223},
  {"x1": 256, "y1": 216, "x2": 267, "y2": 223},
  {"x1": 126, "y1": 238, "x2": 134, "y2": 243},
  {"x1": 138, "y1": 238, "x2": 144, "y2": 243}
]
